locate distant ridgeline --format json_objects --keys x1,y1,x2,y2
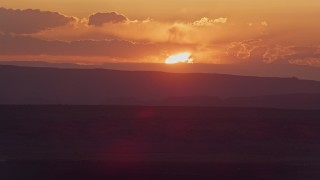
[{"x1": 0, "y1": 65, "x2": 320, "y2": 109}]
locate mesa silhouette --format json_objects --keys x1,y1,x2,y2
[{"x1": 1, "y1": 65, "x2": 320, "y2": 109}]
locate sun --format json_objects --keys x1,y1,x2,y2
[{"x1": 165, "y1": 52, "x2": 193, "y2": 64}]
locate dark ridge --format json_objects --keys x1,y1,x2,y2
[{"x1": 0, "y1": 65, "x2": 320, "y2": 109}]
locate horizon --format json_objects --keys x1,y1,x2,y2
[{"x1": 1, "y1": 60, "x2": 320, "y2": 81}]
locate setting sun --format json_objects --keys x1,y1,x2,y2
[{"x1": 165, "y1": 52, "x2": 193, "y2": 64}]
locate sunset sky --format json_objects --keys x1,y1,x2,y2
[{"x1": 1, "y1": 0, "x2": 320, "y2": 66}]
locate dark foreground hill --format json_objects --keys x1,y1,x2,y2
[
  {"x1": 1, "y1": 106, "x2": 320, "y2": 179},
  {"x1": 1, "y1": 65, "x2": 320, "y2": 109}
]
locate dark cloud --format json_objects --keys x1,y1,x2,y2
[
  {"x1": 0, "y1": 34, "x2": 193, "y2": 60},
  {"x1": 88, "y1": 12, "x2": 128, "y2": 26},
  {"x1": 0, "y1": 34, "x2": 153, "y2": 58},
  {"x1": 0, "y1": 7, "x2": 76, "y2": 34}
]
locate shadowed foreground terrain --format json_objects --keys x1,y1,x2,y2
[{"x1": 1, "y1": 105, "x2": 320, "y2": 179}]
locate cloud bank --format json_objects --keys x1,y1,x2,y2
[
  {"x1": 0, "y1": 7, "x2": 75, "y2": 34},
  {"x1": 88, "y1": 12, "x2": 128, "y2": 26},
  {"x1": 0, "y1": 34, "x2": 195, "y2": 62}
]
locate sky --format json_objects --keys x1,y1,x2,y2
[{"x1": 0, "y1": 0, "x2": 320, "y2": 66}]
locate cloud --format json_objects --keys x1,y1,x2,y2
[
  {"x1": 224, "y1": 41, "x2": 320, "y2": 65},
  {"x1": 88, "y1": 12, "x2": 128, "y2": 26},
  {"x1": 286, "y1": 46, "x2": 320, "y2": 65},
  {"x1": 192, "y1": 17, "x2": 227, "y2": 26},
  {"x1": 289, "y1": 58, "x2": 320, "y2": 67},
  {"x1": 261, "y1": 21, "x2": 268, "y2": 27},
  {"x1": 0, "y1": 7, "x2": 76, "y2": 34},
  {"x1": 0, "y1": 34, "x2": 195, "y2": 62},
  {"x1": 262, "y1": 45, "x2": 293, "y2": 63},
  {"x1": 34, "y1": 19, "x2": 172, "y2": 43},
  {"x1": 263, "y1": 45, "x2": 320, "y2": 64},
  {"x1": 167, "y1": 24, "x2": 189, "y2": 42},
  {"x1": 225, "y1": 39, "x2": 263, "y2": 61},
  {"x1": 213, "y1": 17, "x2": 228, "y2": 24},
  {"x1": 0, "y1": 34, "x2": 153, "y2": 58}
]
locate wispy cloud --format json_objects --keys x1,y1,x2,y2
[
  {"x1": 192, "y1": 17, "x2": 227, "y2": 26},
  {"x1": 225, "y1": 39, "x2": 263, "y2": 61},
  {"x1": 261, "y1": 21, "x2": 268, "y2": 27}
]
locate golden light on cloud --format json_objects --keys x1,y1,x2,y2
[{"x1": 165, "y1": 52, "x2": 193, "y2": 64}]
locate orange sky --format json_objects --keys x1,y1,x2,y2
[
  {"x1": 0, "y1": 0, "x2": 320, "y2": 66},
  {"x1": 2, "y1": 0, "x2": 320, "y2": 19}
]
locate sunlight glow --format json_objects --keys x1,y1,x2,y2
[{"x1": 165, "y1": 52, "x2": 193, "y2": 64}]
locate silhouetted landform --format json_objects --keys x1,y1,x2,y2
[
  {"x1": 1, "y1": 106, "x2": 320, "y2": 179},
  {"x1": 1, "y1": 65, "x2": 320, "y2": 109},
  {"x1": 159, "y1": 94, "x2": 320, "y2": 109},
  {"x1": 2, "y1": 60, "x2": 320, "y2": 81}
]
